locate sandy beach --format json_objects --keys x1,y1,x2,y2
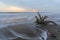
[
  {"x1": 46, "y1": 25, "x2": 60, "y2": 40},
  {"x1": 0, "y1": 22, "x2": 60, "y2": 40},
  {"x1": 0, "y1": 23, "x2": 40, "y2": 40},
  {"x1": 10, "y1": 23, "x2": 60, "y2": 40}
]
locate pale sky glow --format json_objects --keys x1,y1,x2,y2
[
  {"x1": 0, "y1": 6, "x2": 27, "y2": 12},
  {"x1": 0, "y1": 0, "x2": 60, "y2": 12},
  {"x1": 0, "y1": 2, "x2": 28, "y2": 12}
]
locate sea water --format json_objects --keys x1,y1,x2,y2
[
  {"x1": 0, "y1": 12, "x2": 60, "y2": 28},
  {"x1": 0, "y1": 12, "x2": 60, "y2": 40},
  {"x1": 0, "y1": 12, "x2": 36, "y2": 28}
]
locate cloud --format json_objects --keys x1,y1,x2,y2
[
  {"x1": 0, "y1": 2, "x2": 28, "y2": 12},
  {"x1": 0, "y1": 6, "x2": 27, "y2": 12},
  {"x1": 0, "y1": 0, "x2": 60, "y2": 12}
]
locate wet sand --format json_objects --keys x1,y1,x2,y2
[
  {"x1": 46, "y1": 25, "x2": 60, "y2": 40},
  {"x1": 0, "y1": 23, "x2": 60, "y2": 40},
  {"x1": 11, "y1": 24, "x2": 60, "y2": 40}
]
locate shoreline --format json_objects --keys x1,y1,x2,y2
[{"x1": 0, "y1": 22, "x2": 60, "y2": 40}]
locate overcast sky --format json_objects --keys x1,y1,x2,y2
[{"x1": 0, "y1": 0, "x2": 60, "y2": 12}]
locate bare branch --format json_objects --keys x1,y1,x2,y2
[{"x1": 45, "y1": 21, "x2": 57, "y2": 25}]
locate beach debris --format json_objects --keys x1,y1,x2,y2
[{"x1": 35, "y1": 12, "x2": 57, "y2": 25}]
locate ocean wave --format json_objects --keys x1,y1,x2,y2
[
  {"x1": 0, "y1": 17, "x2": 29, "y2": 23},
  {"x1": 0, "y1": 17, "x2": 35, "y2": 28}
]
